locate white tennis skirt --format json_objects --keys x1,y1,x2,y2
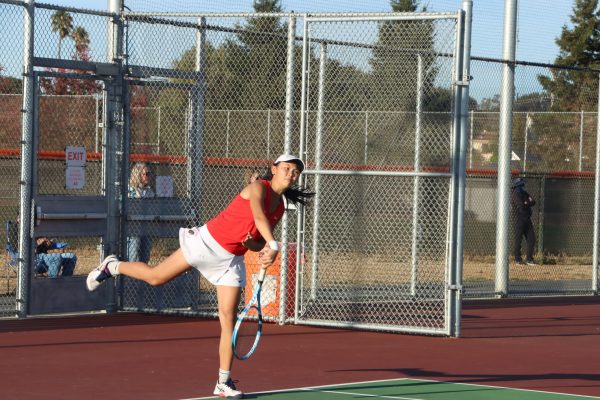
[{"x1": 179, "y1": 225, "x2": 246, "y2": 287}]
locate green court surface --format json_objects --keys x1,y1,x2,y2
[{"x1": 190, "y1": 378, "x2": 600, "y2": 400}]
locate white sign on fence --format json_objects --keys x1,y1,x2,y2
[
  {"x1": 65, "y1": 166, "x2": 85, "y2": 189},
  {"x1": 65, "y1": 146, "x2": 86, "y2": 167}
]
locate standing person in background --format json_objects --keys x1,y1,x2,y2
[
  {"x1": 511, "y1": 177, "x2": 537, "y2": 265},
  {"x1": 86, "y1": 155, "x2": 313, "y2": 399},
  {"x1": 128, "y1": 162, "x2": 155, "y2": 262}
]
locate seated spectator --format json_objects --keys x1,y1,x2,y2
[{"x1": 34, "y1": 237, "x2": 77, "y2": 278}]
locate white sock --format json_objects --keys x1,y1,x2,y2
[
  {"x1": 107, "y1": 260, "x2": 120, "y2": 275},
  {"x1": 218, "y1": 369, "x2": 230, "y2": 384}
]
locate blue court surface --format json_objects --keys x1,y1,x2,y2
[{"x1": 186, "y1": 378, "x2": 600, "y2": 400}]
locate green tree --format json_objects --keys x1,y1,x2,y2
[
  {"x1": 233, "y1": 0, "x2": 288, "y2": 110},
  {"x1": 71, "y1": 26, "x2": 90, "y2": 60},
  {"x1": 539, "y1": 0, "x2": 600, "y2": 111},
  {"x1": 364, "y1": 0, "x2": 439, "y2": 165},
  {"x1": 369, "y1": 0, "x2": 434, "y2": 112},
  {"x1": 51, "y1": 10, "x2": 73, "y2": 58}
]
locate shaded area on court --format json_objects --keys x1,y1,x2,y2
[{"x1": 0, "y1": 296, "x2": 598, "y2": 400}]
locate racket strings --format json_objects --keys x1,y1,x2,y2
[{"x1": 233, "y1": 308, "x2": 261, "y2": 359}]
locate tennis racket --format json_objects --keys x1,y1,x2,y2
[{"x1": 232, "y1": 266, "x2": 267, "y2": 360}]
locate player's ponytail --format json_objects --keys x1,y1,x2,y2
[
  {"x1": 283, "y1": 185, "x2": 315, "y2": 206},
  {"x1": 260, "y1": 170, "x2": 315, "y2": 206}
]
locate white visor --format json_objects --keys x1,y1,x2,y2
[{"x1": 274, "y1": 154, "x2": 305, "y2": 172}]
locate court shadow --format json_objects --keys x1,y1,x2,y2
[{"x1": 331, "y1": 367, "x2": 600, "y2": 386}]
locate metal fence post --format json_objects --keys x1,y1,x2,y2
[
  {"x1": 188, "y1": 16, "x2": 206, "y2": 218},
  {"x1": 468, "y1": 110, "x2": 473, "y2": 169},
  {"x1": 364, "y1": 111, "x2": 369, "y2": 163},
  {"x1": 267, "y1": 109, "x2": 271, "y2": 160},
  {"x1": 278, "y1": 15, "x2": 296, "y2": 324},
  {"x1": 579, "y1": 110, "x2": 584, "y2": 172},
  {"x1": 226, "y1": 110, "x2": 230, "y2": 157},
  {"x1": 495, "y1": 0, "x2": 518, "y2": 297},
  {"x1": 295, "y1": 16, "x2": 309, "y2": 321},
  {"x1": 592, "y1": 75, "x2": 600, "y2": 294},
  {"x1": 310, "y1": 42, "x2": 326, "y2": 301},
  {"x1": 95, "y1": 93, "x2": 100, "y2": 152},
  {"x1": 537, "y1": 175, "x2": 545, "y2": 257},
  {"x1": 17, "y1": 0, "x2": 35, "y2": 317},
  {"x1": 524, "y1": 112, "x2": 529, "y2": 172},
  {"x1": 410, "y1": 54, "x2": 423, "y2": 296},
  {"x1": 105, "y1": 0, "x2": 124, "y2": 312},
  {"x1": 450, "y1": 0, "x2": 472, "y2": 337},
  {"x1": 157, "y1": 106, "x2": 162, "y2": 154}
]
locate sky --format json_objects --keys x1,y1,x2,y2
[
  {"x1": 35, "y1": 0, "x2": 574, "y2": 63},
  {"x1": 0, "y1": 0, "x2": 578, "y2": 102}
]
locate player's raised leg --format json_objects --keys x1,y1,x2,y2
[{"x1": 86, "y1": 249, "x2": 191, "y2": 291}]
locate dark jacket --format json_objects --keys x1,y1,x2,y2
[{"x1": 511, "y1": 188, "x2": 536, "y2": 219}]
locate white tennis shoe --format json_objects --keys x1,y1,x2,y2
[
  {"x1": 213, "y1": 379, "x2": 243, "y2": 399},
  {"x1": 86, "y1": 255, "x2": 119, "y2": 291}
]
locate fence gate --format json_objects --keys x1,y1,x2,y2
[
  {"x1": 29, "y1": 71, "x2": 118, "y2": 315},
  {"x1": 294, "y1": 13, "x2": 465, "y2": 335},
  {"x1": 118, "y1": 74, "x2": 202, "y2": 313}
]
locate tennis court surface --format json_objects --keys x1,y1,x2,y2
[
  {"x1": 1, "y1": 296, "x2": 599, "y2": 399},
  {"x1": 190, "y1": 378, "x2": 600, "y2": 400}
]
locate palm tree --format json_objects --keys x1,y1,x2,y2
[
  {"x1": 71, "y1": 26, "x2": 90, "y2": 60},
  {"x1": 51, "y1": 10, "x2": 73, "y2": 58}
]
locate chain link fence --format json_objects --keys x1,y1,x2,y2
[
  {"x1": 2, "y1": 0, "x2": 600, "y2": 331},
  {"x1": 294, "y1": 14, "x2": 460, "y2": 334},
  {"x1": 463, "y1": 59, "x2": 599, "y2": 298},
  {"x1": 0, "y1": 1, "x2": 24, "y2": 314}
]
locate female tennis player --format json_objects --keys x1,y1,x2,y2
[{"x1": 86, "y1": 154, "x2": 312, "y2": 399}]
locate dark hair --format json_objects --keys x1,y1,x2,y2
[{"x1": 261, "y1": 170, "x2": 315, "y2": 206}]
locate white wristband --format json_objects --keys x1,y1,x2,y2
[{"x1": 268, "y1": 240, "x2": 279, "y2": 251}]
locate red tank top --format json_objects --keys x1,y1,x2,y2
[{"x1": 206, "y1": 180, "x2": 285, "y2": 256}]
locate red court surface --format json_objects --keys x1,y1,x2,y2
[{"x1": 0, "y1": 296, "x2": 599, "y2": 400}]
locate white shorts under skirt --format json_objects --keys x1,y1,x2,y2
[{"x1": 179, "y1": 225, "x2": 246, "y2": 287}]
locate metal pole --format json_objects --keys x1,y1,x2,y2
[
  {"x1": 267, "y1": 109, "x2": 271, "y2": 160},
  {"x1": 95, "y1": 94, "x2": 100, "y2": 153},
  {"x1": 592, "y1": 75, "x2": 600, "y2": 293},
  {"x1": 107, "y1": 0, "x2": 122, "y2": 63},
  {"x1": 17, "y1": 0, "x2": 35, "y2": 317},
  {"x1": 157, "y1": 106, "x2": 161, "y2": 154},
  {"x1": 537, "y1": 176, "x2": 545, "y2": 256},
  {"x1": 450, "y1": 0, "x2": 472, "y2": 337},
  {"x1": 469, "y1": 110, "x2": 473, "y2": 169},
  {"x1": 495, "y1": 0, "x2": 518, "y2": 297},
  {"x1": 445, "y1": 10, "x2": 464, "y2": 334},
  {"x1": 226, "y1": 110, "x2": 230, "y2": 158},
  {"x1": 278, "y1": 15, "x2": 297, "y2": 324},
  {"x1": 310, "y1": 42, "x2": 326, "y2": 301},
  {"x1": 524, "y1": 112, "x2": 529, "y2": 172},
  {"x1": 579, "y1": 110, "x2": 584, "y2": 172},
  {"x1": 104, "y1": 0, "x2": 124, "y2": 312},
  {"x1": 190, "y1": 16, "x2": 206, "y2": 217},
  {"x1": 410, "y1": 54, "x2": 424, "y2": 296},
  {"x1": 295, "y1": 17, "x2": 310, "y2": 321},
  {"x1": 364, "y1": 111, "x2": 369, "y2": 163}
]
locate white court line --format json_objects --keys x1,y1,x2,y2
[
  {"x1": 302, "y1": 387, "x2": 423, "y2": 400},
  {"x1": 181, "y1": 377, "x2": 600, "y2": 400},
  {"x1": 178, "y1": 378, "x2": 413, "y2": 400},
  {"x1": 407, "y1": 378, "x2": 600, "y2": 399}
]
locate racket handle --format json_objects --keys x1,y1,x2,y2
[{"x1": 257, "y1": 266, "x2": 267, "y2": 283}]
